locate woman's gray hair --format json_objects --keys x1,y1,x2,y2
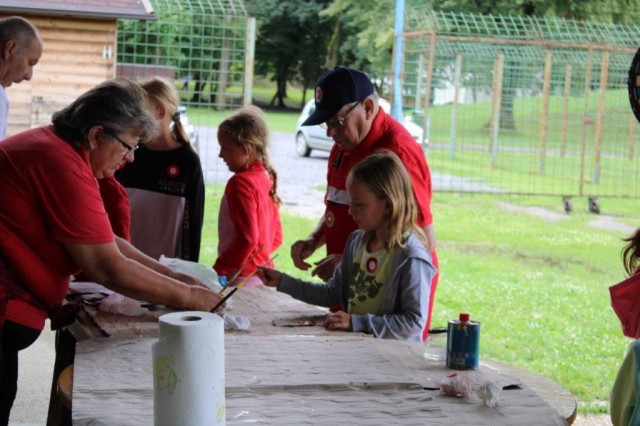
[{"x1": 52, "y1": 77, "x2": 157, "y2": 150}]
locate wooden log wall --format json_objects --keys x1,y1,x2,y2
[{"x1": 0, "y1": 13, "x2": 116, "y2": 136}]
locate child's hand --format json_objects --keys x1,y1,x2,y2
[
  {"x1": 323, "y1": 311, "x2": 352, "y2": 331},
  {"x1": 256, "y1": 266, "x2": 283, "y2": 287}
]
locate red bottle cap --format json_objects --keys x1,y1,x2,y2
[{"x1": 459, "y1": 313, "x2": 470, "y2": 322}]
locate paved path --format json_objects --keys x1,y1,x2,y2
[{"x1": 198, "y1": 129, "x2": 328, "y2": 219}]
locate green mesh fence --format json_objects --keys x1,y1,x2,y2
[
  {"x1": 116, "y1": 0, "x2": 253, "y2": 186},
  {"x1": 117, "y1": 0, "x2": 250, "y2": 111},
  {"x1": 402, "y1": 4, "x2": 640, "y2": 199}
]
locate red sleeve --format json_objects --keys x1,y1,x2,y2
[{"x1": 99, "y1": 176, "x2": 131, "y2": 241}]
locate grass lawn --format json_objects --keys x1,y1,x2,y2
[
  {"x1": 200, "y1": 185, "x2": 635, "y2": 415},
  {"x1": 178, "y1": 75, "x2": 305, "y2": 134},
  {"x1": 190, "y1": 85, "x2": 637, "y2": 415}
]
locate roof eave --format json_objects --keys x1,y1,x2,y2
[{"x1": 0, "y1": 7, "x2": 155, "y2": 21}]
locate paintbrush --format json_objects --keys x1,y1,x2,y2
[
  {"x1": 219, "y1": 244, "x2": 264, "y2": 294},
  {"x1": 211, "y1": 253, "x2": 279, "y2": 313}
]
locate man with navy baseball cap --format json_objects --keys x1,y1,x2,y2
[
  {"x1": 301, "y1": 67, "x2": 374, "y2": 126},
  {"x1": 291, "y1": 66, "x2": 439, "y2": 340}
]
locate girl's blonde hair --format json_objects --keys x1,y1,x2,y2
[
  {"x1": 347, "y1": 150, "x2": 427, "y2": 250},
  {"x1": 217, "y1": 106, "x2": 281, "y2": 205},
  {"x1": 140, "y1": 76, "x2": 190, "y2": 145}
]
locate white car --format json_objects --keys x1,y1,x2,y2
[
  {"x1": 295, "y1": 98, "x2": 426, "y2": 157},
  {"x1": 177, "y1": 106, "x2": 199, "y2": 151}
]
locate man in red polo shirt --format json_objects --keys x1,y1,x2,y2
[{"x1": 290, "y1": 66, "x2": 439, "y2": 340}]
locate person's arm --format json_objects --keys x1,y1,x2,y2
[
  {"x1": 290, "y1": 215, "x2": 326, "y2": 270},
  {"x1": 291, "y1": 215, "x2": 342, "y2": 281},
  {"x1": 65, "y1": 241, "x2": 221, "y2": 312},
  {"x1": 258, "y1": 261, "x2": 343, "y2": 309},
  {"x1": 115, "y1": 236, "x2": 203, "y2": 287},
  {"x1": 99, "y1": 176, "x2": 131, "y2": 241},
  {"x1": 115, "y1": 236, "x2": 171, "y2": 274},
  {"x1": 276, "y1": 271, "x2": 342, "y2": 307}
]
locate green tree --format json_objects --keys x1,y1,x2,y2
[
  {"x1": 323, "y1": 0, "x2": 396, "y2": 96},
  {"x1": 247, "y1": 0, "x2": 333, "y2": 109}
]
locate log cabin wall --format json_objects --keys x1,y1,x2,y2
[{"x1": 0, "y1": 13, "x2": 116, "y2": 136}]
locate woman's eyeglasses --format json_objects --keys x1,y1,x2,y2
[
  {"x1": 105, "y1": 132, "x2": 139, "y2": 153},
  {"x1": 319, "y1": 101, "x2": 360, "y2": 130}
]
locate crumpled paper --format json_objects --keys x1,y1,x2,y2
[
  {"x1": 98, "y1": 293, "x2": 147, "y2": 316},
  {"x1": 222, "y1": 313, "x2": 250, "y2": 331},
  {"x1": 475, "y1": 381, "x2": 501, "y2": 407},
  {"x1": 438, "y1": 373, "x2": 501, "y2": 408}
]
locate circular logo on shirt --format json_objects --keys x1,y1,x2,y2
[
  {"x1": 325, "y1": 209, "x2": 335, "y2": 228},
  {"x1": 315, "y1": 87, "x2": 323, "y2": 103},
  {"x1": 166, "y1": 164, "x2": 180, "y2": 178},
  {"x1": 365, "y1": 256, "x2": 378, "y2": 274}
]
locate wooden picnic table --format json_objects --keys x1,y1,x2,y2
[{"x1": 52, "y1": 284, "x2": 576, "y2": 425}]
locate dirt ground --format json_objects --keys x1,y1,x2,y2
[{"x1": 573, "y1": 414, "x2": 612, "y2": 425}]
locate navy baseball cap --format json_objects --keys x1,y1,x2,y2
[{"x1": 301, "y1": 66, "x2": 374, "y2": 126}]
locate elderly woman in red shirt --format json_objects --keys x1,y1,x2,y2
[{"x1": 0, "y1": 77, "x2": 223, "y2": 424}]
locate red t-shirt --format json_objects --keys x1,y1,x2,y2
[
  {"x1": 0, "y1": 126, "x2": 114, "y2": 329},
  {"x1": 325, "y1": 109, "x2": 433, "y2": 255},
  {"x1": 214, "y1": 161, "x2": 283, "y2": 278}
]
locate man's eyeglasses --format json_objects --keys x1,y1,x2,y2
[
  {"x1": 105, "y1": 131, "x2": 139, "y2": 154},
  {"x1": 319, "y1": 101, "x2": 360, "y2": 130}
]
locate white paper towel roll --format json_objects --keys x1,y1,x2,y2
[{"x1": 153, "y1": 311, "x2": 225, "y2": 425}]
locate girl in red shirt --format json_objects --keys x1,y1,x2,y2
[{"x1": 214, "y1": 107, "x2": 282, "y2": 287}]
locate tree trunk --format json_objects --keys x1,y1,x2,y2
[
  {"x1": 269, "y1": 65, "x2": 289, "y2": 109},
  {"x1": 216, "y1": 15, "x2": 233, "y2": 111},
  {"x1": 301, "y1": 86, "x2": 308, "y2": 109},
  {"x1": 190, "y1": 73, "x2": 205, "y2": 104},
  {"x1": 325, "y1": 19, "x2": 341, "y2": 68}
]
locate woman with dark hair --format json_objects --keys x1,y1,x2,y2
[{"x1": 0, "y1": 77, "x2": 222, "y2": 424}]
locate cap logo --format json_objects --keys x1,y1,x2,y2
[{"x1": 315, "y1": 87, "x2": 323, "y2": 103}]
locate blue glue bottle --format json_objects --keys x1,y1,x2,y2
[{"x1": 446, "y1": 312, "x2": 481, "y2": 370}]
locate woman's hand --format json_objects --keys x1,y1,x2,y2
[
  {"x1": 256, "y1": 266, "x2": 283, "y2": 287},
  {"x1": 187, "y1": 285, "x2": 225, "y2": 313},
  {"x1": 323, "y1": 311, "x2": 352, "y2": 331}
]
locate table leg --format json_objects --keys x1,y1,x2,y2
[{"x1": 46, "y1": 329, "x2": 75, "y2": 426}]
